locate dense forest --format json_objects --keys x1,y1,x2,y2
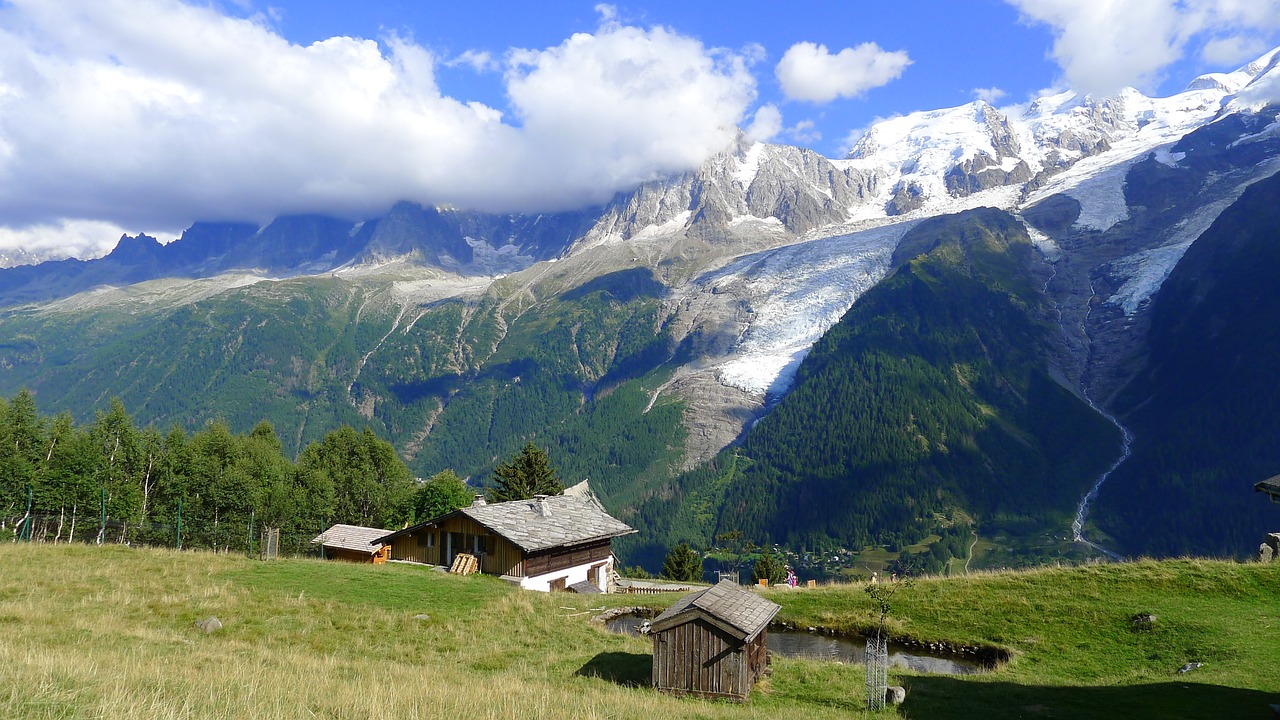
[
  {"x1": 1097, "y1": 171, "x2": 1280, "y2": 556},
  {"x1": 0, "y1": 390, "x2": 421, "y2": 553}
]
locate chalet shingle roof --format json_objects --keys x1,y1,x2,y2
[
  {"x1": 376, "y1": 494, "x2": 635, "y2": 553},
  {"x1": 311, "y1": 524, "x2": 387, "y2": 554},
  {"x1": 651, "y1": 580, "x2": 780, "y2": 640},
  {"x1": 461, "y1": 495, "x2": 634, "y2": 552}
]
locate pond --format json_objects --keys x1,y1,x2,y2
[{"x1": 605, "y1": 615, "x2": 988, "y2": 675}]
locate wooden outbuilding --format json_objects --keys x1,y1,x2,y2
[
  {"x1": 374, "y1": 492, "x2": 635, "y2": 592},
  {"x1": 649, "y1": 580, "x2": 780, "y2": 701},
  {"x1": 311, "y1": 524, "x2": 392, "y2": 563}
]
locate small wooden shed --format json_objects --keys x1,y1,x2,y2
[
  {"x1": 311, "y1": 524, "x2": 392, "y2": 563},
  {"x1": 649, "y1": 580, "x2": 780, "y2": 701}
]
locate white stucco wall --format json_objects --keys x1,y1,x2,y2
[{"x1": 520, "y1": 555, "x2": 613, "y2": 593}]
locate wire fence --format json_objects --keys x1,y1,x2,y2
[{"x1": 1, "y1": 508, "x2": 313, "y2": 557}]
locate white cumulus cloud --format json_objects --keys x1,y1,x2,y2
[
  {"x1": 744, "y1": 104, "x2": 783, "y2": 142},
  {"x1": 773, "y1": 41, "x2": 916, "y2": 103},
  {"x1": 972, "y1": 87, "x2": 1008, "y2": 104},
  {"x1": 775, "y1": 41, "x2": 911, "y2": 103},
  {"x1": 1007, "y1": 0, "x2": 1280, "y2": 96},
  {"x1": 0, "y1": 0, "x2": 757, "y2": 255}
]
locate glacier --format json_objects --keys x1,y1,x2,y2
[{"x1": 703, "y1": 221, "x2": 918, "y2": 396}]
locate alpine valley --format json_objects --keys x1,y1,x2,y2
[{"x1": 4, "y1": 48, "x2": 1280, "y2": 573}]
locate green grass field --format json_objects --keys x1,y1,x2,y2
[{"x1": 0, "y1": 544, "x2": 1276, "y2": 719}]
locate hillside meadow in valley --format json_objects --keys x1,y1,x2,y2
[{"x1": 0, "y1": 544, "x2": 1277, "y2": 719}]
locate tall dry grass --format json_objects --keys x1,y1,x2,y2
[{"x1": 0, "y1": 544, "x2": 876, "y2": 719}]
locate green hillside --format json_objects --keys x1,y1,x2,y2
[
  {"x1": 637, "y1": 208, "x2": 1120, "y2": 565},
  {"x1": 0, "y1": 269, "x2": 686, "y2": 508},
  {"x1": 0, "y1": 544, "x2": 1275, "y2": 719}
]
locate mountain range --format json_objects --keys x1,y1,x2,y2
[{"x1": 3, "y1": 47, "x2": 1280, "y2": 569}]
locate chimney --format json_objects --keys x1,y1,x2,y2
[
  {"x1": 533, "y1": 494, "x2": 551, "y2": 517},
  {"x1": 471, "y1": 494, "x2": 487, "y2": 507}
]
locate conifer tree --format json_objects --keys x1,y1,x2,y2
[
  {"x1": 488, "y1": 442, "x2": 562, "y2": 502},
  {"x1": 751, "y1": 549, "x2": 786, "y2": 585},
  {"x1": 661, "y1": 542, "x2": 703, "y2": 582}
]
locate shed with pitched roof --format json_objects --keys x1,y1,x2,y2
[
  {"x1": 311, "y1": 524, "x2": 392, "y2": 563},
  {"x1": 648, "y1": 580, "x2": 780, "y2": 701},
  {"x1": 374, "y1": 492, "x2": 635, "y2": 592}
]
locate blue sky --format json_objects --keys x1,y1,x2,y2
[{"x1": 0, "y1": 0, "x2": 1277, "y2": 258}]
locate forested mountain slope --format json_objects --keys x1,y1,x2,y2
[
  {"x1": 627, "y1": 209, "x2": 1121, "y2": 562},
  {"x1": 0, "y1": 268, "x2": 687, "y2": 507},
  {"x1": 1095, "y1": 171, "x2": 1280, "y2": 556}
]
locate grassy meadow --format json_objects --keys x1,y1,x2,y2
[{"x1": 0, "y1": 544, "x2": 1276, "y2": 719}]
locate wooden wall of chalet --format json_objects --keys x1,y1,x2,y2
[
  {"x1": 385, "y1": 516, "x2": 616, "y2": 582},
  {"x1": 651, "y1": 617, "x2": 767, "y2": 701},
  {"x1": 323, "y1": 546, "x2": 389, "y2": 564},
  {"x1": 386, "y1": 516, "x2": 525, "y2": 576},
  {"x1": 523, "y1": 541, "x2": 612, "y2": 577}
]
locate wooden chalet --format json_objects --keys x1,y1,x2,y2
[
  {"x1": 311, "y1": 524, "x2": 392, "y2": 563},
  {"x1": 1256, "y1": 475, "x2": 1280, "y2": 503},
  {"x1": 375, "y1": 494, "x2": 635, "y2": 592},
  {"x1": 649, "y1": 580, "x2": 780, "y2": 701}
]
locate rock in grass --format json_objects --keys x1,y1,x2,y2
[
  {"x1": 1131, "y1": 612, "x2": 1157, "y2": 629},
  {"x1": 194, "y1": 616, "x2": 223, "y2": 634},
  {"x1": 1177, "y1": 662, "x2": 1202, "y2": 673},
  {"x1": 886, "y1": 686, "x2": 906, "y2": 705},
  {"x1": 413, "y1": 614, "x2": 431, "y2": 621}
]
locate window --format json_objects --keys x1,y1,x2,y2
[{"x1": 425, "y1": 532, "x2": 435, "y2": 548}]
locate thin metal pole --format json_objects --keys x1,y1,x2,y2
[
  {"x1": 18, "y1": 484, "x2": 32, "y2": 542},
  {"x1": 248, "y1": 508, "x2": 255, "y2": 557},
  {"x1": 176, "y1": 498, "x2": 182, "y2": 550},
  {"x1": 97, "y1": 486, "x2": 106, "y2": 546}
]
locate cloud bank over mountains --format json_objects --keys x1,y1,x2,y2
[
  {"x1": 0, "y1": 0, "x2": 1276, "y2": 259},
  {"x1": 0, "y1": 0, "x2": 758, "y2": 256}
]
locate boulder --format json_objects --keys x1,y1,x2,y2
[
  {"x1": 1131, "y1": 612, "x2": 1157, "y2": 629},
  {"x1": 1177, "y1": 662, "x2": 1202, "y2": 674},
  {"x1": 886, "y1": 686, "x2": 907, "y2": 705},
  {"x1": 194, "y1": 616, "x2": 222, "y2": 634},
  {"x1": 1260, "y1": 533, "x2": 1280, "y2": 563}
]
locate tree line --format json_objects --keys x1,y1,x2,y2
[
  {"x1": 0, "y1": 390, "x2": 434, "y2": 553},
  {"x1": 0, "y1": 389, "x2": 583, "y2": 555}
]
